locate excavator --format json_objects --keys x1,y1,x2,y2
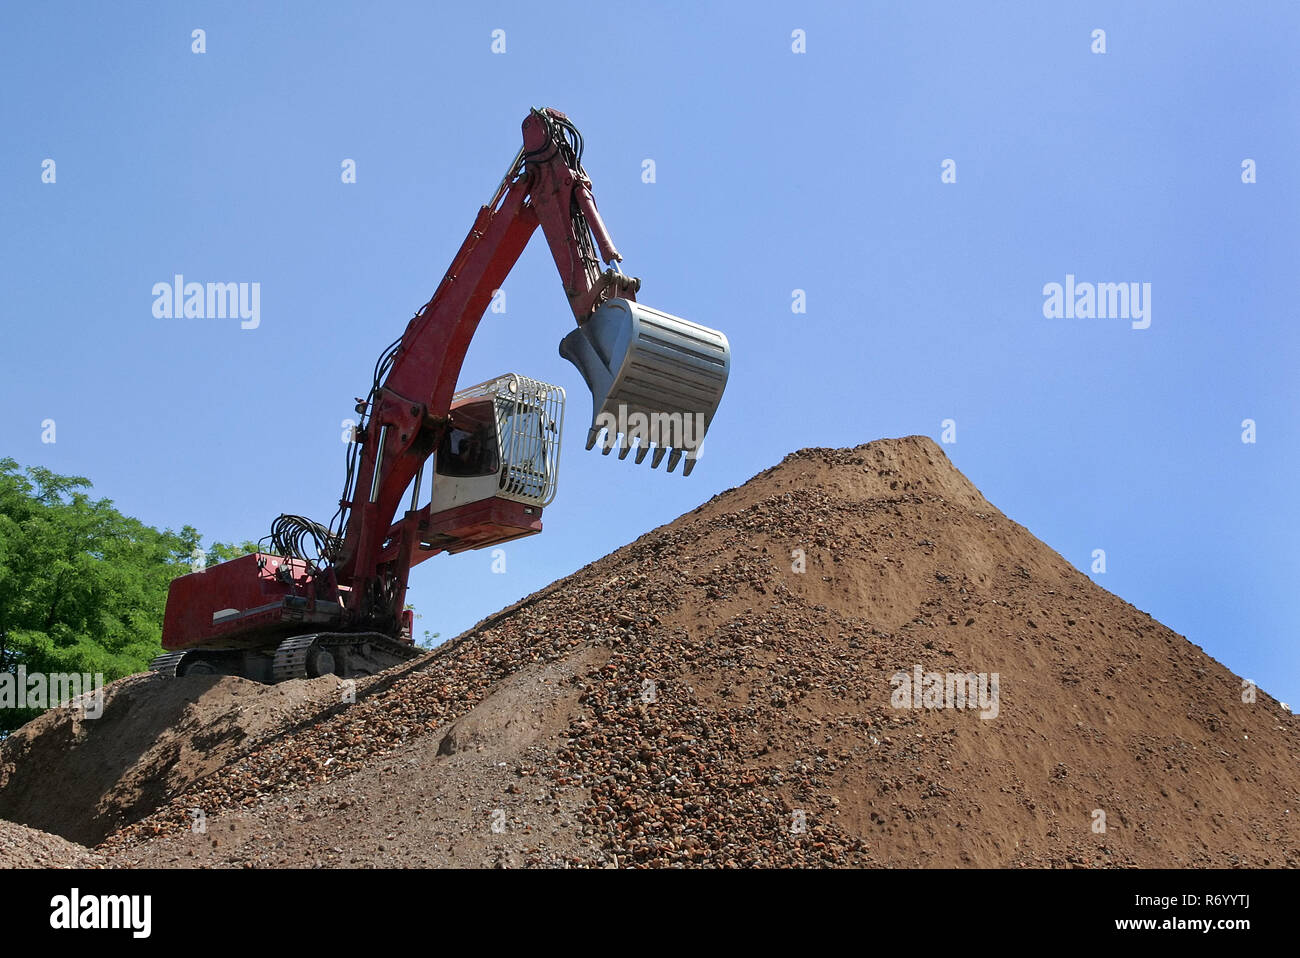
[{"x1": 150, "y1": 108, "x2": 730, "y2": 683}]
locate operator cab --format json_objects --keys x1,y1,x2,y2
[{"x1": 418, "y1": 373, "x2": 564, "y2": 555}]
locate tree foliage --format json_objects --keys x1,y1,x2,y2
[{"x1": 0, "y1": 458, "x2": 250, "y2": 733}]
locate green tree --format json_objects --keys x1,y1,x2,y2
[
  {"x1": 0, "y1": 458, "x2": 236, "y2": 734},
  {"x1": 198, "y1": 539, "x2": 263, "y2": 569}
]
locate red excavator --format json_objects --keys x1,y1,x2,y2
[{"x1": 150, "y1": 108, "x2": 730, "y2": 683}]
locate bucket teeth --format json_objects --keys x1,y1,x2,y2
[
  {"x1": 586, "y1": 427, "x2": 697, "y2": 475},
  {"x1": 590, "y1": 427, "x2": 615, "y2": 456}
]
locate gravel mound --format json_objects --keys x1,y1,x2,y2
[
  {"x1": 5, "y1": 437, "x2": 1296, "y2": 867},
  {"x1": 0, "y1": 672, "x2": 340, "y2": 844},
  {"x1": 0, "y1": 820, "x2": 103, "y2": 868}
]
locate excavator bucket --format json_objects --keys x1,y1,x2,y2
[{"x1": 559, "y1": 298, "x2": 730, "y2": 476}]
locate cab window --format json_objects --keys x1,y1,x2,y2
[{"x1": 436, "y1": 412, "x2": 499, "y2": 478}]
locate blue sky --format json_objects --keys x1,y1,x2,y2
[{"x1": 2, "y1": 2, "x2": 1296, "y2": 706}]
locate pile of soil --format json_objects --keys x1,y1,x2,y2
[
  {"x1": 2, "y1": 437, "x2": 1295, "y2": 867},
  {"x1": 0, "y1": 672, "x2": 339, "y2": 844},
  {"x1": 0, "y1": 820, "x2": 104, "y2": 868}
]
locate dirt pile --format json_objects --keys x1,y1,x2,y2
[
  {"x1": 0, "y1": 820, "x2": 105, "y2": 868},
  {"x1": 3, "y1": 436, "x2": 1297, "y2": 867},
  {"x1": 0, "y1": 672, "x2": 340, "y2": 844}
]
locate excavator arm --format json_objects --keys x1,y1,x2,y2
[{"x1": 332, "y1": 108, "x2": 724, "y2": 631}]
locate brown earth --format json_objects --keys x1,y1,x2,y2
[
  {"x1": 1, "y1": 436, "x2": 1296, "y2": 868},
  {"x1": 0, "y1": 672, "x2": 341, "y2": 845},
  {"x1": 0, "y1": 820, "x2": 105, "y2": 868}
]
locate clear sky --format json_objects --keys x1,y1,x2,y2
[{"x1": 2, "y1": 2, "x2": 1296, "y2": 706}]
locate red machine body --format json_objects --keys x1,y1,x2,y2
[
  {"x1": 161, "y1": 385, "x2": 549, "y2": 659},
  {"x1": 163, "y1": 554, "x2": 335, "y2": 652}
]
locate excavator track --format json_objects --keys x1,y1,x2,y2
[
  {"x1": 272, "y1": 634, "x2": 320, "y2": 683},
  {"x1": 150, "y1": 648, "x2": 244, "y2": 677},
  {"x1": 152, "y1": 634, "x2": 420, "y2": 684},
  {"x1": 272, "y1": 632, "x2": 422, "y2": 683},
  {"x1": 148, "y1": 650, "x2": 189, "y2": 677}
]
